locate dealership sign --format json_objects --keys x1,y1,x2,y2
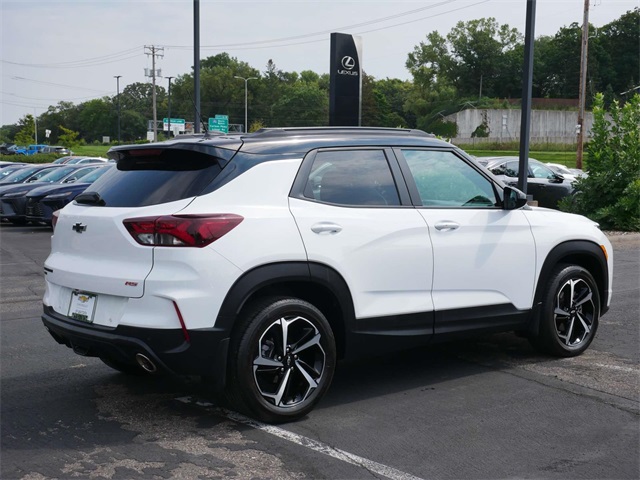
[{"x1": 329, "y1": 33, "x2": 363, "y2": 126}]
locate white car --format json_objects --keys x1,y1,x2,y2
[
  {"x1": 42, "y1": 128, "x2": 613, "y2": 423},
  {"x1": 546, "y1": 162, "x2": 587, "y2": 182}
]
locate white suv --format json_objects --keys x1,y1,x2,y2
[{"x1": 42, "y1": 128, "x2": 613, "y2": 423}]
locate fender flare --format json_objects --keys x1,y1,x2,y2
[
  {"x1": 529, "y1": 240, "x2": 609, "y2": 335},
  {"x1": 215, "y1": 261, "x2": 355, "y2": 335}
]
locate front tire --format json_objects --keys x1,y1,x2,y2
[
  {"x1": 531, "y1": 264, "x2": 600, "y2": 357},
  {"x1": 226, "y1": 297, "x2": 336, "y2": 423}
]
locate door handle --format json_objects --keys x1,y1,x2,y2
[
  {"x1": 311, "y1": 222, "x2": 343, "y2": 234},
  {"x1": 434, "y1": 221, "x2": 460, "y2": 231}
]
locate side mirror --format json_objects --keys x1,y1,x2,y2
[
  {"x1": 550, "y1": 174, "x2": 564, "y2": 184},
  {"x1": 503, "y1": 186, "x2": 528, "y2": 210}
]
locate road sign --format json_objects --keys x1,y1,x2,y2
[
  {"x1": 162, "y1": 118, "x2": 186, "y2": 132},
  {"x1": 208, "y1": 115, "x2": 229, "y2": 133}
]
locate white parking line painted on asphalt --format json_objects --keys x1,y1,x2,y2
[{"x1": 176, "y1": 397, "x2": 424, "y2": 480}]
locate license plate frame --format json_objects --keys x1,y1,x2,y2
[{"x1": 68, "y1": 290, "x2": 98, "y2": 323}]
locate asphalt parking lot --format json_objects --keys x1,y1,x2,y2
[{"x1": 1, "y1": 223, "x2": 638, "y2": 480}]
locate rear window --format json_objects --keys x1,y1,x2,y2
[{"x1": 80, "y1": 149, "x2": 223, "y2": 207}]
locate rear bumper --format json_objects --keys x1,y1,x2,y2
[{"x1": 42, "y1": 305, "x2": 230, "y2": 390}]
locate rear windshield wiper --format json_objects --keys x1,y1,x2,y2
[{"x1": 75, "y1": 192, "x2": 106, "y2": 206}]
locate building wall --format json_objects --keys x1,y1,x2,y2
[{"x1": 447, "y1": 109, "x2": 594, "y2": 144}]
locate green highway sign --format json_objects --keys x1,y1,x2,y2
[
  {"x1": 163, "y1": 118, "x2": 186, "y2": 132},
  {"x1": 208, "y1": 115, "x2": 229, "y2": 133}
]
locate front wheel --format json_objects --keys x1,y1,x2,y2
[
  {"x1": 226, "y1": 297, "x2": 336, "y2": 423},
  {"x1": 531, "y1": 264, "x2": 600, "y2": 357}
]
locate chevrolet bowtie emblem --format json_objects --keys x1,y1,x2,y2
[{"x1": 72, "y1": 223, "x2": 87, "y2": 233}]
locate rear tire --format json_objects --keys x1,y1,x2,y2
[
  {"x1": 530, "y1": 264, "x2": 600, "y2": 357},
  {"x1": 226, "y1": 297, "x2": 336, "y2": 423}
]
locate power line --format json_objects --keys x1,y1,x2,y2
[
  {"x1": 8, "y1": 76, "x2": 106, "y2": 93},
  {"x1": 1, "y1": 91, "x2": 112, "y2": 101},
  {"x1": 1, "y1": 46, "x2": 144, "y2": 69},
  {"x1": 164, "y1": 0, "x2": 459, "y2": 51},
  {"x1": 177, "y1": 0, "x2": 490, "y2": 53}
]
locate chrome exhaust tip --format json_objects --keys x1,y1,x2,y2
[{"x1": 135, "y1": 353, "x2": 157, "y2": 373}]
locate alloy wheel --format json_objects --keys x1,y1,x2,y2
[
  {"x1": 554, "y1": 278, "x2": 596, "y2": 348},
  {"x1": 253, "y1": 315, "x2": 326, "y2": 408}
]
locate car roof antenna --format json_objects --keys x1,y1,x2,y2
[{"x1": 186, "y1": 88, "x2": 211, "y2": 139}]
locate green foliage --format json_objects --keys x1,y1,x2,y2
[
  {"x1": 559, "y1": 93, "x2": 640, "y2": 231},
  {"x1": 249, "y1": 120, "x2": 266, "y2": 132},
  {"x1": 471, "y1": 111, "x2": 491, "y2": 138},
  {"x1": 14, "y1": 114, "x2": 36, "y2": 145},
  {"x1": 58, "y1": 125, "x2": 81, "y2": 147}
]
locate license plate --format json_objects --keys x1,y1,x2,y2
[{"x1": 68, "y1": 291, "x2": 97, "y2": 323}]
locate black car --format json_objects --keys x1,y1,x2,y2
[
  {"x1": 26, "y1": 164, "x2": 114, "y2": 225},
  {"x1": 0, "y1": 164, "x2": 102, "y2": 224},
  {"x1": 481, "y1": 156, "x2": 573, "y2": 209}
]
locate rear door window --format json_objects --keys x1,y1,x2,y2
[
  {"x1": 302, "y1": 150, "x2": 401, "y2": 206},
  {"x1": 82, "y1": 149, "x2": 223, "y2": 207}
]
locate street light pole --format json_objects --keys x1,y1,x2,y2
[
  {"x1": 234, "y1": 76, "x2": 257, "y2": 133},
  {"x1": 114, "y1": 75, "x2": 122, "y2": 144},
  {"x1": 166, "y1": 76, "x2": 174, "y2": 137}
]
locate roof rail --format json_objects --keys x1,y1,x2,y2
[{"x1": 249, "y1": 127, "x2": 434, "y2": 138}]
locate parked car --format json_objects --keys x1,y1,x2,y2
[
  {"x1": 53, "y1": 156, "x2": 88, "y2": 164},
  {"x1": 26, "y1": 164, "x2": 114, "y2": 225},
  {"x1": 0, "y1": 144, "x2": 27, "y2": 155},
  {"x1": 25, "y1": 144, "x2": 49, "y2": 156},
  {"x1": 546, "y1": 162, "x2": 587, "y2": 181},
  {"x1": 480, "y1": 156, "x2": 574, "y2": 209},
  {"x1": 42, "y1": 146, "x2": 72, "y2": 155},
  {"x1": 0, "y1": 164, "x2": 59, "y2": 186},
  {"x1": 0, "y1": 164, "x2": 102, "y2": 224},
  {"x1": 42, "y1": 128, "x2": 612, "y2": 423},
  {"x1": 0, "y1": 164, "x2": 28, "y2": 181},
  {"x1": 0, "y1": 160, "x2": 26, "y2": 169},
  {"x1": 64, "y1": 156, "x2": 108, "y2": 165},
  {"x1": 0, "y1": 143, "x2": 17, "y2": 155}
]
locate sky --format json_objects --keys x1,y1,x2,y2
[{"x1": 1, "y1": 0, "x2": 636, "y2": 126}]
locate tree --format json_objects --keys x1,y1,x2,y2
[
  {"x1": 271, "y1": 82, "x2": 328, "y2": 126},
  {"x1": 77, "y1": 98, "x2": 114, "y2": 142},
  {"x1": 58, "y1": 125, "x2": 80, "y2": 148},
  {"x1": 14, "y1": 114, "x2": 35, "y2": 145},
  {"x1": 407, "y1": 18, "x2": 522, "y2": 99},
  {"x1": 560, "y1": 93, "x2": 640, "y2": 231},
  {"x1": 598, "y1": 8, "x2": 640, "y2": 97}
]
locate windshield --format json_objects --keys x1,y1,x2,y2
[
  {"x1": 0, "y1": 166, "x2": 41, "y2": 184},
  {"x1": 37, "y1": 166, "x2": 77, "y2": 183},
  {"x1": 76, "y1": 166, "x2": 112, "y2": 183}
]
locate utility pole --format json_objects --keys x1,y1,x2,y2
[
  {"x1": 518, "y1": 0, "x2": 536, "y2": 195},
  {"x1": 166, "y1": 76, "x2": 174, "y2": 137},
  {"x1": 194, "y1": 0, "x2": 201, "y2": 133},
  {"x1": 576, "y1": 0, "x2": 590, "y2": 169},
  {"x1": 114, "y1": 75, "x2": 122, "y2": 144},
  {"x1": 145, "y1": 45, "x2": 164, "y2": 142}
]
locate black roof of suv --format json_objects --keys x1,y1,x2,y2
[{"x1": 108, "y1": 127, "x2": 445, "y2": 159}]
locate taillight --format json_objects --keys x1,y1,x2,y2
[
  {"x1": 123, "y1": 214, "x2": 243, "y2": 247},
  {"x1": 51, "y1": 210, "x2": 60, "y2": 231}
]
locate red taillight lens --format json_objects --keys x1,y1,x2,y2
[
  {"x1": 51, "y1": 210, "x2": 60, "y2": 230},
  {"x1": 123, "y1": 214, "x2": 243, "y2": 247}
]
